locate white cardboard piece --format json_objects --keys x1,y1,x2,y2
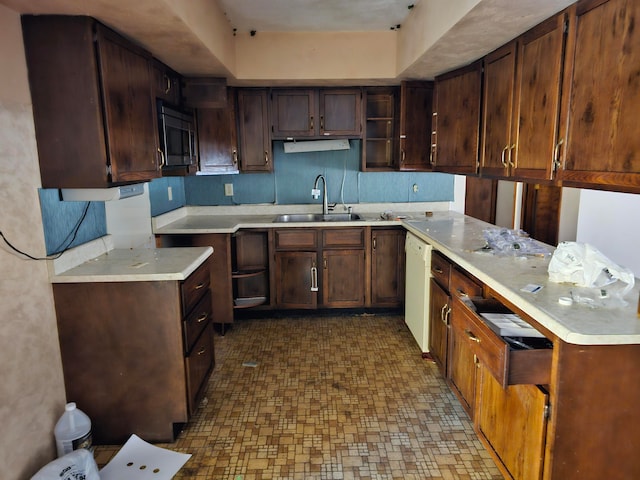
[{"x1": 99, "y1": 434, "x2": 191, "y2": 480}]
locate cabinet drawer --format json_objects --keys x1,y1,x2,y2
[
  {"x1": 275, "y1": 229, "x2": 318, "y2": 250},
  {"x1": 322, "y1": 228, "x2": 365, "y2": 248},
  {"x1": 450, "y1": 267, "x2": 483, "y2": 300},
  {"x1": 183, "y1": 290, "x2": 212, "y2": 354},
  {"x1": 431, "y1": 251, "x2": 451, "y2": 289},
  {"x1": 185, "y1": 323, "x2": 214, "y2": 414},
  {"x1": 181, "y1": 261, "x2": 211, "y2": 316},
  {"x1": 452, "y1": 297, "x2": 552, "y2": 387}
]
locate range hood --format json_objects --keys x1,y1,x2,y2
[
  {"x1": 283, "y1": 139, "x2": 350, "y2": 153},
  {"x1": 60, "y1": 183, "x2": 145, "y2": 202}
]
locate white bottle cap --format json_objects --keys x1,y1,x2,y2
[
  {"x1": 65, "y1": 402, "x2": 76, "y2": 411},
  {"x1": 558, "y1": 296, "x2": 573, "y2": 306}
]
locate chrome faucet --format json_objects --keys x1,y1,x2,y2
[{"x1": 312, "y1": 174, "x2": 329, "y2": 215}]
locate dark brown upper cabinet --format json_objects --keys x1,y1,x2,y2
[
  {"x1": 480, "y1": 42, "x2": 518, "y2": 179},
  {"x1": 271, "y1": 88, "x2": 362, "y2": 139},
  {"x1": 556, "y1": 0, "x2": 640, "y2": 193},
  {"x1": 22, "y1": 15, "x2": 161, "y2": 188},
  {"x1": 196, "y1": 87, "x2": 239, "y2": 175},
  {"x1": 152, "y1": 58, "x2": 182, "y2": 106},
  {"x1": 237, "y1": 89, "x2": 272, "y2": 172},
  {"x1": 362, "y1": 86, "x2": 399, "y2": 171},
  {"x1": 398, "y1": 81, "x2": 434, "y2": 171},
  {"x1": 182, "y1": 77, "x2": 227, "y2": 109},
  {"x1": 511, "y1": 12, "x2": 567, "y2": 181},
  {"x1": 433, "y1": 61, "x2": 482, "y2": 174}
]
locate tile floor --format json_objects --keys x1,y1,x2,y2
[{"x1": 94, "y1": 314, "x2": 502, "y2": 479}]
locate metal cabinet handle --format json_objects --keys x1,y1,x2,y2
[
  {"x1": 465, "y1": 329, "x2": 480, "y2": 343},
  {"x1": 372, "y1": 237, "x2": 377, "y2": 250},
  {"x1": 264, "y1": 152, "x2": 269, "y2": 165},
  {"x1": 164, "y1": 74, "x2": 172, "y2": 95},
  {"x1": 433, "y1": 267, "x2": 443, "y2": 274},
  {"x1": 508, "y1": 144, "x2": 516, "y2": 167},
  {"x1": 157, "y1": 148, "x2": 165, "y2": 169},
  {"x1": 310, "y1": 116, "x2": 314, "y2": 131},
  {"x1": 553, "y1": 138, "x2": 564, "y2": 171},
  {"x1": 456, "y1": 288, "x2": 467, "y2": 297},
  {"x1": 197, "y1": 347, "x2": 207, "y2": 355},
  {"x1": 310, "y1": 266, "x2": 318, "y2": 292},
  {"x1": 440, "y1": 304, "x2": 448, "y2": 324},
  {"x1": 196, "y1": 313, "x2": 208, "y2": 323},
  {"x1": 320, "y1": 115, "x2": 324, "y2": 130},
  {"x1": 232, "y1": 149, "x2": 238, "y2": 165},
  {"x1": 501, "y1": 145, "x2": 509, "y2": 167},
  {"x1": 194, "y1": 283, "x2": 205, "y2": 290}
]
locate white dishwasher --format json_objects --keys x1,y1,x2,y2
[{"x1": 404, "y1": 232, "x2": 432, "y2": 355}]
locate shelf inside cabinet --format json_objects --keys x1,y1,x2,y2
[
  {"x1": 232, "y1": 269, "x2": 266, "y2": 279},
  {"x1": 234, "y1": 296, "x2": 267, "y2": 309}
]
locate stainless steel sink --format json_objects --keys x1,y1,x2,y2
[{"x1": 273, "y1": 213, "x2": 362, "y2": 223}]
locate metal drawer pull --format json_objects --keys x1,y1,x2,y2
[
  {"x1": 456, "y1": 288, "x2": 467, "y2": 297},
  {"x1": 194, "y1": 283, "x2": 205, "y2": 290},
  {"x1": 433, "y1": 267, "x2": 443, "y2": 274},
  {"x1": 196, "y1": 313, "x2": 208, "y2": 323},
  {"x1": 197, "y1": 347, "x2": 206, "y2": 355},
  {"x1": 465, "y1": 329, "x2": 480, "y2": 343}
]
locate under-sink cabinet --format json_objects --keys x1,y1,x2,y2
[
  {"x1": 51, "y1": 260, "x2": 214, "y2": 444},
  {"x1": 273, "y1": 227, "x2": 366, "y2": 309}
]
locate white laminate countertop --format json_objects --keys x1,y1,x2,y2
[
  {"x1": 50, "y1": 244, "x2": 213, "y2": 283},
  {"x1": 402, "y1": 212, "x2": 640, "y2": 346}
]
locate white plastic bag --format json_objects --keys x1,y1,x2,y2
[
  {"x1": 31, "y1": 448, "x2": 99, "y2": 480},
  {"x1": 548, "y1": 242, "x2": 635, "y2": 299}
]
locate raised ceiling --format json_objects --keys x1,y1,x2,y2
[{"x1": 0, "y1": 0, "x2": 577, "y2": 83}]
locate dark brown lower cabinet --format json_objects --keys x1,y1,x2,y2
[
  {"x1": 476, "y1": 367, "x2": 548, "y2": 480},
  {"x1": 428, "y1": 278, "x2": 450, "y2": 376},
  {"x1": 274, "y1": 251, "x2": 318, "y2": 309},
  {"x1": 52, "y1": 261, "x2": 214, "y2": 444},
  {"x1": 370, "y1": 227, "x2": 405, "y2": 307}
]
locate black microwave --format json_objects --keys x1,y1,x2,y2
[{"x1": 157, "y1": 102, "x2": 197, "y2": 167}]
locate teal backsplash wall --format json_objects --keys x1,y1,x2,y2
[
  {"x1": 150, "y1": 140, "x2": 454, "y2": 215},
  {"x1": 40, "y1": 141, "x2": 455, "y2": 249},
  {"x1": 39, "y1": 189, "x2": 107, "y2": 255}
]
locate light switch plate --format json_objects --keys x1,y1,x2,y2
[{"x1": 224, "y1": 184, "x2": 233, "y2": 196}]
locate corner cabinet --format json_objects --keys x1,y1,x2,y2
[
  {"x1": 398, "y1": 81, "x2": 435, "y2": 171},
  {"x1": 22, "y1": 15, "x2": 161, "y2": 188},
  {"x1": 362, "y1": 87, "x2": 399, "y2": 171},
  {"x1": 271, "y1": 88, "x2": 362, "y2": 139},
  {"x1": 370, "y1": 227, "x2": 405, "y2": 307},
  {"x1": 432, "y1": 61, "x2": 482, "y2": 174},
  {"x1": 51, "y1": 260, "x2": 214, "y2": 444}
]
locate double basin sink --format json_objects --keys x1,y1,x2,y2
[{"x1": 273, "y1": 213, "x2": 362, "y2": 223}]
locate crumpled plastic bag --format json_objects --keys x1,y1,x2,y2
[
  {"x1": 32, "y1": 449, "x2": 99, "y2": 480},
  {"x1": 548, "y1": 242, "x2": 635, "y2": 306},
  {"x1": 482, "y1": 227, "x2": 551, "y2": 257}
]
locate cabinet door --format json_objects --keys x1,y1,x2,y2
[
  {"x1": 511, "y1": 13, "x2": 567, "y2": 181},
  {"x1": 433, "y1": 61, "x2": 482, "y2": 174},
  {"x1": 399, "y1": 81, "x2": 434, "y2": 171},
  {"x1": 322, "y1": 249, "x2": 365, "y2": 308},
  {"x1": 476, "y1": 365, "x2": 548, "y2": 480},
  {"x1": 429, "y1": 279, "x2": 450, "y2": 377},
  {"x1": 319, "y1": 88, "x2": 362, "y2": 136},
  {"x1": 197, "y1": 88, "x2": 239, "y2": 174},
  {"x1": 271, "y1": 89, "x2": 316, "y2": 138},
  {"x1": 448, "y1": 299, "x2": 478, "y2": 417},
  {"x1": 152, "y1": 59, "x2": 181, "y2": 105},
  {"x1": 481, "y1": 43, "x2": 517, "y2": 179},
  {"x1": 96, "y1": 25, "x2": 161, "y2": 183},
  {"x1": 275, "y1": 251, "x2": 318, "y2": 309},
  {"x1": 237, "y1": 89, "x2": 272, "y2": 172},
  {"x1": 558, "y1": 0, "x2": 640, "y2": 192},
  {"x1": 371, "y1": 228, "x2": 405, "y2": 306}
]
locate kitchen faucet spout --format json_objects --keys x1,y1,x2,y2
[{"x1": 312, "y1": 174, "x2": 329, "y2": 215}]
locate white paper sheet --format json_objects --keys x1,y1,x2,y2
[{"x1": 99, "y1": 434, "x2": 191, "y2": 480}]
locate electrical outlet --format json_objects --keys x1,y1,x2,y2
[
  {"x1": 224, "y1": 183, "x2": 234, "y2": 196},
  {"x1": 412, "y1": 184, "x2": 419, "y2": 193},
  {"x1": 167, "y1": 186, "x2": 173, "y2": 201}
]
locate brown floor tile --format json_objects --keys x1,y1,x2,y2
[{"x1": 95, "y1": 315, "x2": 502, "y2": 479}]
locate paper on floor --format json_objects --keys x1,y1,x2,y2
[{"x1": 99, "y1": 434, "x2": 191, "y2": 480}]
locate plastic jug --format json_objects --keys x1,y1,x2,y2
[{"x1": 54, "y1": 402, "x2": 93, "y2": 457}]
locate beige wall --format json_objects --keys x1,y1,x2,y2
[{"x1": 0, "y1": 5, "x2": 67, "y2": 479}]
